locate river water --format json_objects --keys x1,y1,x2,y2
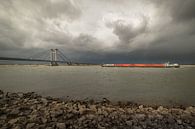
[{"x1": 0, "y1": 65, "x2": 195, "y2": 106}]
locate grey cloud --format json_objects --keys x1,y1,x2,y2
[
  {"x1": 10, "y1": 0, "x2": 81, "y2": 20},
  {"x1": 111, "y1": 17, "x2": 148, "y2": 44},
  {"x1": 0, "y1": 17, "x2": 27, "y2": 50},
  {"x1": 41, "y1": 0, "x2": 81, "y2": 20},
  {"x1": 37, "y1": 30, "x2": 103, "y2": 53},
  {"x1": 0, "y1": 0, "x2": 81, "y2": 50},
  {"x1": 39, "y1": 31, "x2": 72, "y2": 46},
  {"x1": 0, "y1": 0, "x2": 195, "y2": 63},
  {"x1": 152, "y1": 0, "x2": 195, "y2": 22},
  {"x1": 73, "y1": 34, "x2": 103, "y2": 52},
  {"x1": 172, "y1": 0, "x2": 195, "y2": 21},
  {"x1": 132, "y1": 0, "x2": 195, "y2": 54}
]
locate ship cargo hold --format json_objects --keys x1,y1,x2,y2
[{"x1": 102, "y1": 63, "x2": 179, "y2": 68}]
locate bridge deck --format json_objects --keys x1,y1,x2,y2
[{"x1": 0, "y1": 57, "x2": 65, "y2": 63}]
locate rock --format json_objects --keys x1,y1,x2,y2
[
  {"x1": 186, "y1": 106, "x2": 195, "y2": 113},
  {"x1": 146, "y1": 107, "x2": 153, "y2": 111},
  {"x1": 19, "y1": 106, "x2": 31, "y2": 111},
  {"x1": 102, "y1": 98, "x2": 110, "y2": 103},
  {"x1": 139, "y1": 105, "x2": 144, "y2": 109},
  {"x1": 8, "y1": 118, "x2": 18, "y2": 125},
  {"x1": 29, "y1": 115, "x2": 38, "y2": 122},
  {"x1": 35, "y1": 124, "x2": 46, "y2": 129},
  {"x1": 0, "y1": 94, "x2": 4, "y2": 99},
  {"x1": 157, "y1": 106, "x2": 164, "y2": 111},
  {"x1": 78, "y1": 116, "x2": 86, "y2": 122},
  {"x1": 187, "y1": 126, "x2": 193, "y2": 129},
  {"x1": 45, "y1": 127, "x2": 54, "y2": 129},
  {"x1": 9, "y1": 109, "x2": 20, "y2": 115},
  {"x1": 127, "y1": 108, "x2": 134, "y2": 114},
  {"x1": 78, "y1": 105, "x2": 86, "y2": 114},
  {"x1": 89, "y1": 105, "x2": 97, "y2": 112},
  {"x1": 17, "y1": 93, "x2": 24, "y2": 98},
  {"x1": 51, "y1": 117, "x2": 58, "y2": 122},
  {"x1": 184, "y1": 110, "x2": 191, "y2": 115},
  {"x1": 118, "y1": 108, "x2": 125, "y2": 112},
  {"x1": 50, "y1": 110, "x2": 63, "y2": 117},
  {"x1": 0, "y1": 115, "x2": 7, "y2": 120},
  {"x1": 156, "y1": 114, "x2": 163, "y2": 120},
  {"x1": 86, "y1": 114, "x2": 95, "y2": 119},
  {"x1": 148, "y1": 114, "x2": 155, "y2": 119},
  {"x1": 26, "y1": 123, "x2": 35, "y2": 129},
  {"x1": 6, "y1": 92, "x2": 19, "y2": 98},
  {"x1": 46, "y1": 96, "x2": 53, "y2": 100},
  {"x1": 98, "y1": 124, "x2": 106, "y2": 129},
  {"x1": 23, "y1": 92, "x2": 41, "y2": 99},
  {"x1": 56, "y1": 123, "x2": 66, "y2": 129},
  {"x1": 41, "y1": 98, "x2": 48, "y2": 105},
  {"x1": 0, "y1": 90, "x2": 3, "y2": 95},
  {"x1": 14, "y1": 125, "x2": 22, "y2": 129},
  {"x1": 167, "y1": 116, "x2": 175, "y2": 124},
  {"x1": 126, "y1": 120, "x2": 133, "y2": 126},
  {"x1": 133, "y1": 126, "x2": 142, "y2": 129},
  {"x1": 177, "y1": 119, "x2": 182, "y2": 125},
  {"x1": 0, "y1": 90, "x2": 4, "y2": 99},
  {"x1": 1, "y1": 91, "x2": 195, "y2": 129},
  {"x1": 102, "y1": 110, "x2": 109, "y2": 117},
  {"x1": 134, "y1": 114, "x2": 146, "y2": 120},
  {"x1": 171, "y1": 108, "x2": 183, "y2": 114},
  {"x1": 20, "y1": 109, "x2": 31, "y2": 116},
  {"x1": 17, "y1": 117, "x2": 27, "y2": 123},
  {"x1": 41, "y1": 117, "x2": 48, "y2": 123}
]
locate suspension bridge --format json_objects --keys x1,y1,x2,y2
[{"x1": 0, "y1": 49, "x2": 93, "y2": 66}]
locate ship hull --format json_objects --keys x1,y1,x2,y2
[{"x1": 102, "y1": 64, "x2": 179, "y2": 68}]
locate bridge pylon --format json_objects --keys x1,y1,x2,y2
[{"x1": 50, "y1": 49, "x2": 58, "y2": 66}]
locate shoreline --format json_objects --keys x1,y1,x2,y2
[{"x1": 0, "y1": 90, "x2": 194, "y2": 129}]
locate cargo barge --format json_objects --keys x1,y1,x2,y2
[{"x1": 102, "y1": 63, "x2": 179, "y2": 68}]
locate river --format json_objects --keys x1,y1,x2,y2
[{"x1": 0, "y1": 65, "x2": 195, "y2": 106}]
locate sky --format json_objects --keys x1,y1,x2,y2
[{"x1": 0, "y1": 0, "x2": 195, "y2": 64}]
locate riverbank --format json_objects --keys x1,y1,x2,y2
[{"x1": 0, "y1": 90, "x2": 194, "y2": 129}]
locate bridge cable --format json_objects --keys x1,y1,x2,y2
[
  {"x1": 56, "y1": 52, "x2": 69, "y2": 63},
  {"x1": 58, "y1": 50, "x2": 72, "y2": 63}
]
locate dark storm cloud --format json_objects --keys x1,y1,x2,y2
[
  {"x1": 0, "y1": 0, "x2": 195, "y2": 63},
  {"x1": 40, "y1": 0, "x2": 81, "y2": 20},
  {"x1": 73, "y1": 34, "x2": 103, "y2": 52},
  {"x1": 152, "y1": 0, "x2": 195, "y2": 22},
  {"x1": 0, "y1": 17, "x2": 27, "y2": 50},
  {"x1": 109, "y1": 16, "x2": 148, "y2": 44},
  {"x1": 113, "y1": 18, "x2": 147, "y2": 43},
  {"x1": 172, "y1": 0, "x2": 195, "y2": 21},
  {"x1": 0, "y1": 0, "x2": 81, "y2": 51},
  {"x1": 149, "y1": 2, "x2": 195, "y2": 51}
]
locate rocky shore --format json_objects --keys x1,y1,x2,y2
[{"x1": 0, "y1": 90, "x2": 194, "y2": 129}]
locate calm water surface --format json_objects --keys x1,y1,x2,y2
[{"x1": 0, "y1": 65, "x2": 195, "y2": 105}]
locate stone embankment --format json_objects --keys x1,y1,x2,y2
[{"x1": 0, "y1": 90, "x2": 194, "y2": 129}]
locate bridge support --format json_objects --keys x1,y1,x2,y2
[{"x1": 50, "y1": 49, "x2": 58, "y2": 66}]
